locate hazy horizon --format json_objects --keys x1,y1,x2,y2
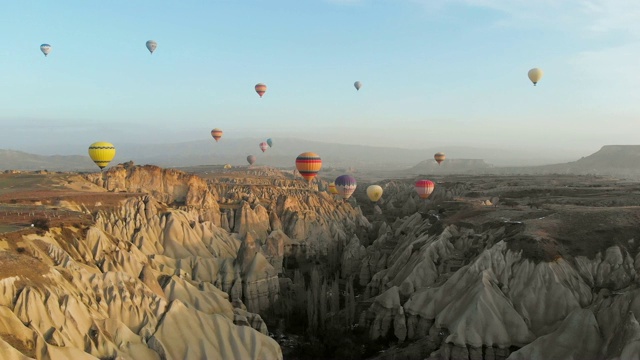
[{"x1": 1, "y1": 135, "x2": 597, "y2": 166}]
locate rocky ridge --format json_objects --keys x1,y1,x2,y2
[
  {"x1": 0, "y1": 164, "x2": 371, "y2": 359},
  {"x1": 353, "y1": 175, "x2": 640, "y2": 360}
]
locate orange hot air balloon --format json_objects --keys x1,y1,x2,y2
[
  {"x1": 255, "y1": 83, "x2": 267, "y2": 97},
  {"x1": 434, "y1": 152, "x2": 446, "y2": 165},
  {"x1": 295, "y1": 152, "x2": 322, "y2": 183},
  {"x1": 211, "y1": 128, "x2": 223, "y2": 142},
  {"x1": 415, "y1": 180, "x2": 435, "y2": 199},
  {"x1": 259, "y1": 142, "x2": 268, "y2": 152}
]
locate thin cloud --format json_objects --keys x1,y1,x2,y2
[
  {"x1": 581, "y1": 1, "x2": 640, "y2": 36},
  {"x1": 569, "y1": 42, "x2": 640, "y2": 88},
  {"x1": 410, "y1": 0, "x2": 640, "y2": 38}
]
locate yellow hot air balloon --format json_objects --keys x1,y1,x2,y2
[
  {"x1": 366, "y1": 185, "x2": 383, "y2": 202},
  {"x1": 528, "y1": 68, "x2": 544, "y2": 86},
  {"x1": 224, "y1": 164, "x2": 232, "y2": 169},
  {"x1": 434, "y1": 152, "x2": 446, "y2": 165},
  {"x1": 328, "y1": 182, "x2": 338, "y2": 195},
  {"x1": 88, "y1": 142, "x2": 116, "y2": 170}
]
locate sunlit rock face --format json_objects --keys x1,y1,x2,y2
[
  {"x1": 0, "y1": 195, "x2": 282, "y2": 359},
  {"x1": 0, "y1": 165, "x2": 379, "y2": 359}
]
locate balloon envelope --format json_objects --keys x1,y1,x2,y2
[
  {"x1": 247, "y1": 155, "x2": 256, "y2": 165},
  {"x1": 335, "y1": 175, "x2": 357, "y2": 200},
  {"x1": 88, "y1": 142, "x2": 116, "y2": 170},
  {"x1": 224, "y1": 164, "x2": 232, "y2": 169},
  {"x1": 146, "y1": 40, "x2": 157, "y2": 54},
  {"x1": 354, "y1": 81, "x2": 362, "y2": 91},
  {"x1": 259, "y1": 142, "x2": 268, "y2": 152},
  {"x1": 434, "y1": 152, "x2": 446, "y2": 165},
  {"x1": 295, "y1": 152, "x2": 322, "y2": 183},
  {"x1": 328, "y1": 182, "x2": 338, "y2": 195},
  {"x1": 415, "y1": 180, "x2": 435, "y2": 199},
  {"x1": 211, "y1": 128, "x2": 223, "y2": 142},
  {"x1": 267, "y1": 138, "x2": 273, "y2": 147},
  {"x1": 255, "y1": 83, "x2": 267, "y2": 97},
  {"x1": 40, "y1": 44, "x2": 51, "y2": 56},
  {"x1": 528, "y1": 68, "x2": 543, "y2": 85},
  {"x1": 366, "y1": 185, "x2": 383, "y2": 202}
]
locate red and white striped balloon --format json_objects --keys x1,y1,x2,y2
[
  {"x1": 259, "y1": 142, "x2": 268, "y2": 152},
  {"x1": 415, "y1": 180, "x2": 435, "y2": 199}
]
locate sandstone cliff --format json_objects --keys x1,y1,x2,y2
[{"x1": 0, "y1": 164, "x2": 374, "y2": 359}]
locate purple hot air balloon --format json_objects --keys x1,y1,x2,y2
[{"x1": 334, "y1": 175, "x2": 357, "y2": 200}]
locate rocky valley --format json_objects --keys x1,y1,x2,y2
[{"x1": 1, "y1": 165, "x2": 640, "y2": 359}]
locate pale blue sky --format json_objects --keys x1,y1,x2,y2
[{"x1": 1, "y1": 0, "x2": 639, "y2": 158}]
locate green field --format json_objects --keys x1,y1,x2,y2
[{"x1": 0, "y1": 224, "x2": 23, "y2": 233}]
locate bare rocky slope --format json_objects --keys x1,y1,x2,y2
[
  {"x1": 3, "y1": 163, "x2": 640, "y2": 359},
  {"x1": 0, "y1": 164, "x2": 369, "y2": 359},
  {"x1": 351, "y1": 174, "x2": 640, "y2": 360}
]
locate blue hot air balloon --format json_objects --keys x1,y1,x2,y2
[{"x1": 40, "y1": 44, "x2": 52, "y2": 57}]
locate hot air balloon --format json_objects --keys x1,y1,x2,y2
[
  {"x1": 367, "y1": 185, "x2": 383, "y2": 202},
  {"x1": 146, "y1": 40, "x2": 157, "y2": 54},
  {"x1": 255, "y1": 83, "x2": 267, "y2": 97},
  {"x1": 247, "y1": 155, "x2": 256, "y2": 166},
  {"x1": 267, "y1": 138, "x2": 273, "y2": 148},
  {"x1": 88, "y1": 142, "x2": 116, "y2": 170},
  {"x1": 40, "y1": 44, "x2": 52, "y2": 57},
  {"x1": 328, "y1": 182, "x2": 338, "y2": 195},
  {"x1": 354, "y1": 81, "x2": 362, "y2": 91},
  {"x1": 528, "y1": 68, "x2": 543, "y2": 86},
  {"x1": 415, "y1": 180, "x2": 435, "y2": 200},
  {"x1": 224, "y1": 164, "x2": 232, "y2": 169},
  {"x1": 335, "y1": 175, "x2": 357, "y2": 200},
  {"x1": 295, "y1": 152, "x2": 322, "y2": 184},
  {"x1": 211, "y1": 128, "x2": 223, "y2": 142},
  {"x1": 259, "y1": 142, "x2": 268, "y2": 153},
  {"x1": 434, "y1": 152, "x2": 446, "y2": 165}
]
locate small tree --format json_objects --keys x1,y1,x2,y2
[{"x1": 32, "y1": 217, "x2": 50, "y2": 231}]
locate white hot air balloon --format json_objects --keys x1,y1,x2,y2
[
  {"x1": 146, "y1": 40, "x2": 157, "y2": 54},
  {"x1": 528, "y1": 68, "x2": 543, "y2": 86},
  {"x1": 40, "y1": 44, "x2": 52, "y2": 57},
  {"x1": 354, "y1": 81, "x2": 362, "y2": 91}
]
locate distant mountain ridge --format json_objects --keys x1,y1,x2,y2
[
  {"x1": 405, "y1": 158, "x2": 493, "y2": 175},
  {"x1": 4, "y1": 142, "x2": 637, "y2": 176},
  {"x1": 103, "y1": 137, "x2": 577, "y2": 169},
  {"x1": 0, "y1": 149, "x2": 95, "y2": 171},
  {"x1": 517, "y1": 145, "x2": 640, "y2": 177}
]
